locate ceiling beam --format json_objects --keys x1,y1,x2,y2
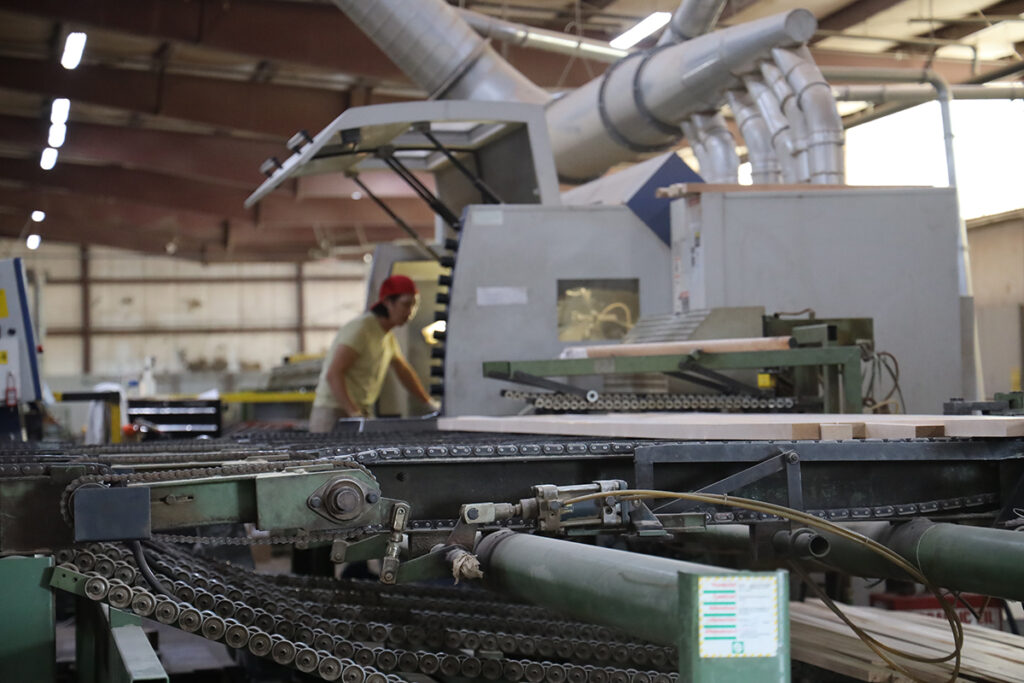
[
  {"x1": 811, "y1": 0, "x2": 909, "y2": 44},
  {"x1": 0, "y1": 0, "x2": 601, "y2": 89},
  {"x1": 808, "y1": 48, "x2": 1000, "y2": 84},
  {"x1": 0, "y1": 114, "x2": 281, "y2": 188},
  {"x1": 904, "y1": 0, "x2": 1024, "y2": 43},
  {"x1": 0, "y1": 156, "x2": 437, "y2": 229},
  {"x1": 0, "y1": 55, "x2": 353, "y2": 138}
]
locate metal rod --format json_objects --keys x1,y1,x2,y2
[
  {"x1": 379, "y1": 153, "x2": 462, "y2": 230},
  {"x1": 350, "y1": 174, "x2": 441, "y2": 261},
  {"x1": 832, "y1": 82, "x2": 1024, "y2": 103},
  {"x1": 420, "y1": 129, "x2": 504, "y2": 204}
]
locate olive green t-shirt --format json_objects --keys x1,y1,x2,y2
[{"x1": 313, "y1": 312, "x2": 402, "y2": 414}]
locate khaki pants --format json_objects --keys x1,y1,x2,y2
[{"x1": 308, "y1": 405, "x2": 343, "y2": 433}]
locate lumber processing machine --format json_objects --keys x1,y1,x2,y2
[{"x1": 5, "y1": 427, "x2": 1024, "y2": 681}]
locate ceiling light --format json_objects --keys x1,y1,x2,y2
[
  {"x1": 351, "y1": 191, "x2": 363, "y2": 200},
  {"x1": 362, "y1": 252, "x2": 373, "y2": 264},
  {"x1": 26, "y1": 234, "x2": 41, "y2": 250},
  {"x1": 30, "y1": 210, "x2": 45, "y2": 222},
  {"x1": 60, "y1": 32, "x2": 87, "y2": 70},
  {"x1": 40, "y1": 147, "x2": 58, "y2": 170},
  {"x1": 48, "y1": 122, "x2": 66, "y2": 148},
  {"x1": 609, "y1": 12, "x2": 672, "y2": 49},
  {"x1": 50, "y1": 98, "x2": 70, "y2": 125}
]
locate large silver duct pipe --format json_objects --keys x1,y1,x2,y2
[
  {"x1": 689, "y1": 111, "x2": 739, "y2": 182},
  {"x1": 743, "y1": 75, "x2": 800, "y2": 183},
  {"x1": 457, "y1": 8, "x2": 626, "y2": 63},
  {"x1": 658, "y1": 0, "x2": 729, "y2": 44},
  {"x1": 726, "y1": 89, "x2": 781, "y2": 183},
  {"x1": 761, "y1": 60, "x2": 811, "y2": 183},
  {"x1": 332, "y1": 0, "x2": 549, "y2": 104},
  {"x1": 773, "y1": 46, "x2": 844, "y2": 184},
  {"x1": 679, "y1": 120, "x2": 711, "y2": 178},
  {"x1": 547, "y1": 9, "x2": 817, "y2": 181}
]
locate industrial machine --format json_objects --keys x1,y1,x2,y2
[
  {"x1": 0, "y1": 2, "x2": 1007, "y2": 682},
  {"x1": 486, "y1": 308, "x2": 875, "y2": 414},
  {"x1": 4, "y1": 427, "x2": 1024, "y2": 681}
]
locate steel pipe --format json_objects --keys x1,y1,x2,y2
[
  {"x1": 333, "y1": 0, "x2": 549, "y2": 104},
  {"x1": 457, "y1": 8, "x2": 626, "y2": 63},
  {"x1": 476, "y1": 530, "x2": 728, "y2": 646},
  {"x1": 690, "y1": 111, "x2": 740, "y2": 183},
  {"x1": 819, "y1": 520, "x2": 1024, "y2": 602},
  {"x1": 658, "y1": 0, "x2": 728, "y2": 44},
  {"x1": 547, "y1": 9, "x2": 817, "y2": 181},
  {"x1": 727, "y1": 89, "x2": 781, "y2": 183},
  {"x1": 832, "y1": 82, "x2": 1024, "y2": 103}
]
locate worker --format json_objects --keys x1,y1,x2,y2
[{"x1": 309, "y1": 274, "x2": 436, "y2": 432}]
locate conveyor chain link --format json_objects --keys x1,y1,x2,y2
[
  {"x1": 58, "y1": 542, "x2": 679, "y2": 683},
  {"x1": 502, "y1": 390, "x2": 796, "y2": 413}
]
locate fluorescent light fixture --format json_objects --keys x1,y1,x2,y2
[
  {"x1": 26, "y1": 234, "x2": 41, "y2": 250},
  {"x1": 30, "y1": 210, "x2": 45, "y2": 222},
  {"x1": 351, "y1": 191, "x2": 363, "y2": 200},
  {"x1": 60, "y1": 32, "x2": 87, "y2": 69},
  {"x1": 48, "y1": 122, "x2": 66, "y2": 148},
  {"x1": 609, "y1": 12, "x2": 672, "y2": 49},
  {"x1": 40, "y1": 147, "x2": 58, "y2": 170},
  {"x1": 50, "y1": 98, "x2": 70, "y2": 125}
]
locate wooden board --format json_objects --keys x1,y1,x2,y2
[
  {"x1": 791, "y1": 600, "x2": 1024, "y2": 682},
  {"x1": 439, "y1": 412, "x2": 1024, "y2": 441}
]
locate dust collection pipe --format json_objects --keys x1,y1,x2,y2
[
  {"x1": 743, "y1": 74, "x2": 800, "y2": 182},
  {"x1": 690, "y1": 111, "x2": 740, "y2": 182},
  {"x1": 657, "y1": 0, "x2": 728, "y2": 44},
  {"x1": 547, "y1": 9, "x2": 817, "y2": 181},
  {"x1": 761, "y1": 60, "x2": 811, "y2": 182},
  {"x1": 679, "y1": 120, "x2": 711, "y2": 177},
  {"x1": 726, "y1": 89, "x2": 782, "y2": 183},
  {"x1": 332, "y1": 0, "x2": 549, "y2": 104},
  {"x1": 773, "y1": 46, "x2": 844, "y2": 184},
  {"x1": 818, "y1": 520, "x2": 1024, "y2": 602},
  {"x1": 476, "y1": 530, "x2": 729, "y2": 647}
]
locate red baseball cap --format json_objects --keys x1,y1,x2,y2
[{"x1": 374, "y1": 275, "x2": 418, "y2": 307}]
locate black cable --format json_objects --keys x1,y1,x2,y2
[{"x1": 130, "y1": 540, "x2": 175, "y2": 599}]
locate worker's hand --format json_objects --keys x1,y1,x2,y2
[
  {"x1": 343, "y1": 405, "x2": 367, "y2": 418},
  {"x1": 427, "y1": 398, "x2": 442, "y2": 413}
]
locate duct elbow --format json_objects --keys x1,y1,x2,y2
[
  {"x1": 726, "y1": 90, "x2": 781, "y2": 183},
  {"x1": 773, "y1": 47, "x2": 845, "y2": 184}
]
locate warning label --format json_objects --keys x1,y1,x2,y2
[{"x1": 698, "y1": 575, "x2": 779, "y2": 658}]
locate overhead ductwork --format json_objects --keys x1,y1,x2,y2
[
  {"x1": 332, "y1": 0, "x2": 549, "y2": 104},
  {"x1": 688, "y1": 112, "x2": 739, "y2": 183},
  {"x1": 658, "y1": 0, "x2": 728, "y2": 44},
  {"x1": 545, "y1": 9, "x2": 817, "y2": 181},
  {"x1": 335, "y1": 0, "x2": 843, "y2": 185},
  {"x1": 726, "y1": 89, "x2": 781, "y2": 184}
]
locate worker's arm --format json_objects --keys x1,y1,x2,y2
[
  {"x1": 391, "y1": 354, "x2": 433, "y2": 405},
  {"x1": 326, "y1": 344, "x2": 366, "y2": 417}
]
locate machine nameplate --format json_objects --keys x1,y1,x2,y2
[{"x1": 698, "y1": 575, "x2": 779, "y2": 658}]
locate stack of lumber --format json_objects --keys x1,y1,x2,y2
[
  {"x1": 791, "y1": 599, "x2": 1024, "y2": 682},
  {"x1": 438, "y1": 413, "x2": 1024, "y2": 441}
]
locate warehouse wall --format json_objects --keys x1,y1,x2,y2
[
  {"x1": 0, "y1": 239, "x2": 369, "y2": 385},
  {"x1": 967, "y1": 210, "x2": 1024, "y2": 395}
]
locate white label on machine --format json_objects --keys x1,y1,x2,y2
[
  {"x1": 476, "y1": 286, "x2": 528, "y2": 306},
  {"x1": 473, "y1": 208, "x2": 504, "y2": 226},
  {"x1": 698, "y1": 575, "x2": 779, "y2": 658}
]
